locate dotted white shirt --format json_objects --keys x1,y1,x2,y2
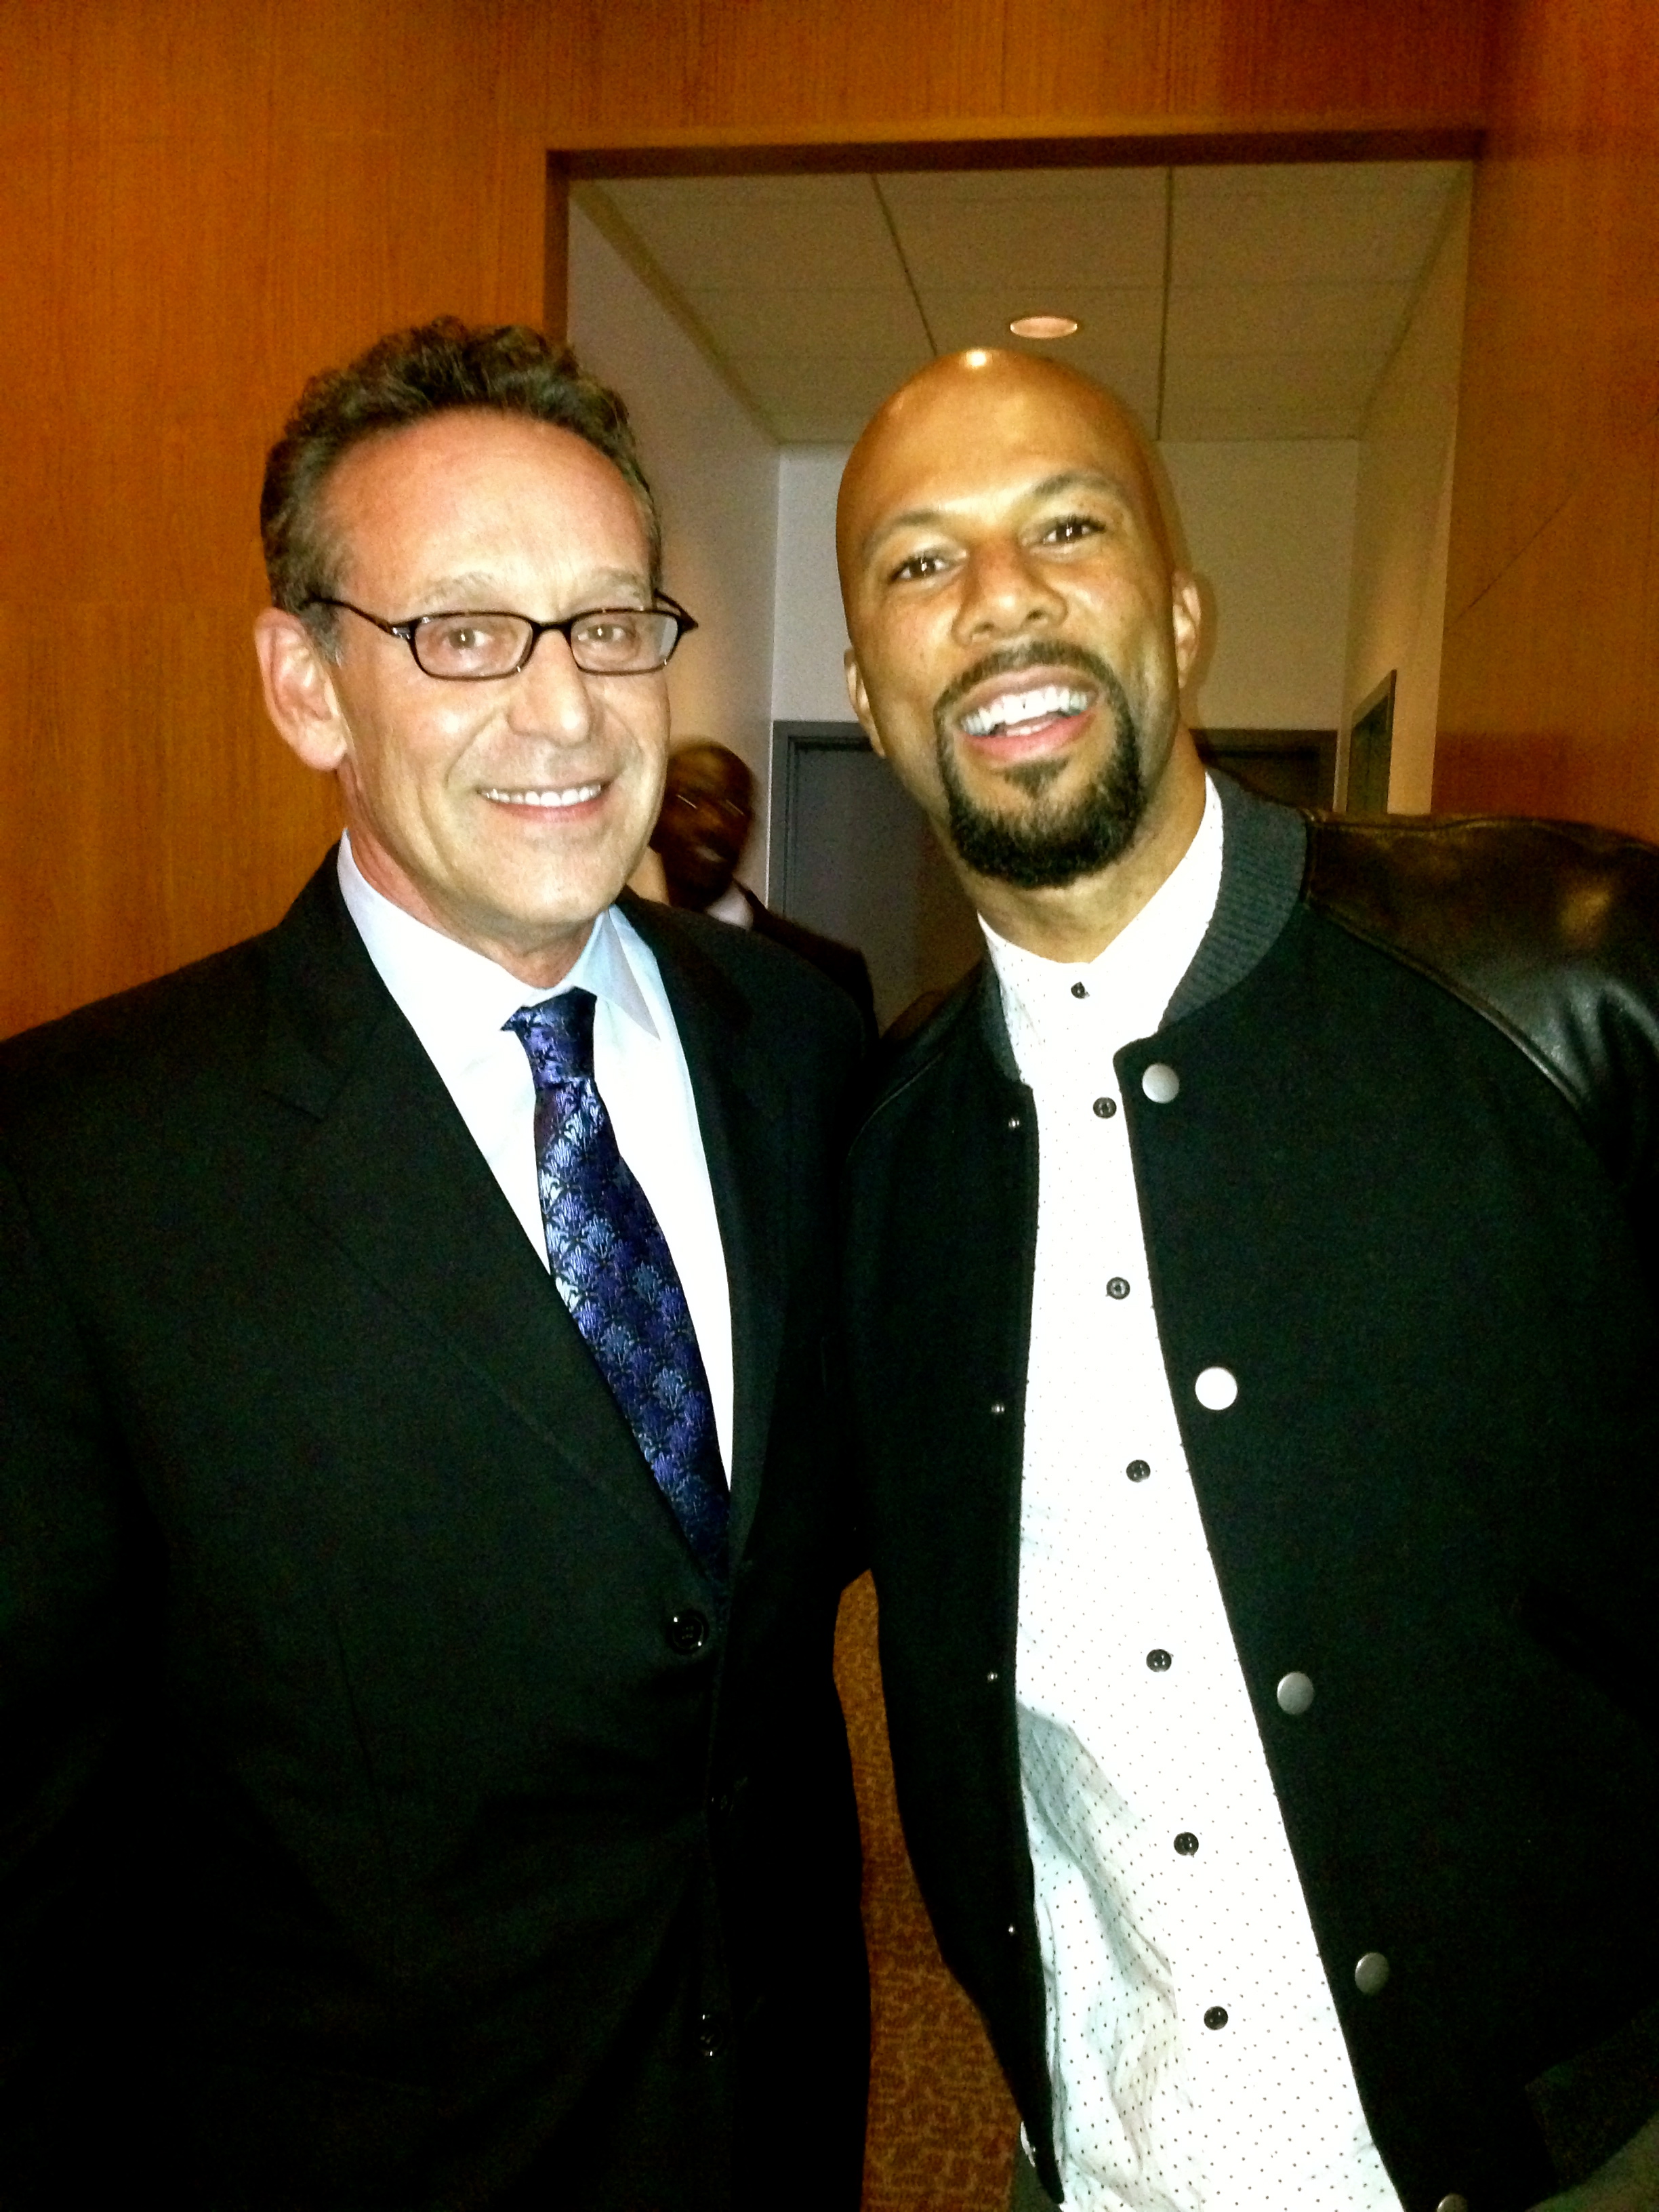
[{"x1": 985, "y1": 779, "x2": 1400, "y2": 2212}]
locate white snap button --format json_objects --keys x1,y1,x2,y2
[
  {"x1": 1193, "y1": 1365, "x2": 1237, "y2": 1410},
  {"x1": 1276, "y1": 1671, "x2": 1315, "y2": 1715},
  {"x1": 1142, "y1": 1062, "x2": 1181, "y2": 1103}
]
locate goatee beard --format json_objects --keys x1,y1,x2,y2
[{"x1": 934, "y1": 646, "x2": 1149, "y2": 891}]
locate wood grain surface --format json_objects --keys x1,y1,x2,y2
[
  {"x1": 1438, "y1": 0, "x2": 1659, "y2": 830},
  {"x1": 3, "y1": 0, "x2": 1489, "y2": 1038}
]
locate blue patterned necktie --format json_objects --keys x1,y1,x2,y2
[{"x1": 505, "y1": 989, "x2": 729, "y2": 1581}]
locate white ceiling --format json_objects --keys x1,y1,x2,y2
[{"x1": 579, "y1": 161, "x2": 1467, "y2": 444}]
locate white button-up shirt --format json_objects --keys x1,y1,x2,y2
[
  {"x1": 337, "y1": 834, "x2": 734, "y2": 1480},
  {"x1": 985, "y1": 779, "x2": 1399, "y2": 2211}
]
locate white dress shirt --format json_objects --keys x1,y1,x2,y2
[
  {"x1": 337, "y1": 834, "x2": 735, "y2": 1480},
  {"x1": 985, "y1": 779, "x2": 1399, "y2": 2211},
  {"x1": 704, "y1": 882, "x2": 753, "y2": 929}
]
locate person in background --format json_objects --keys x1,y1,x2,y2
[
  {"x1": 0, "y1": 319, "x2": 867, "y2": 2211},
  {"x1": 651, "y1": 739, "x2": 878, "y2": 1042},
  {"x1": 837, "y1": 345, "x2": 1659, "y2": 2212}
]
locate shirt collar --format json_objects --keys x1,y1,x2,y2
[
  {"x1": 983, "y1": 774, "x2": 1225, "y2": 1065},
  {"x1": 336, "y1": 830, "x2": 659, "y2": 1046}
]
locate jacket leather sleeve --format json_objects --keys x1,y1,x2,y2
[{"x1": 1306, "y1": 814, "x2": 1659, "y2": 1274}]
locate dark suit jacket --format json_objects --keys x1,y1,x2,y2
[
  {"x1": 843, "y1": 775, "x2": 1659, "y2": 2212},
  {"x1": 733, "y1": 889, "x2": 878, "y2": 1048},
  {"x1": 0, "y1": 858, "x2": 868, "y2": 2211}
]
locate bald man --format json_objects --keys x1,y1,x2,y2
[{"x1": 836, "y1": 350, "x2": 1659, "y2": 2212}]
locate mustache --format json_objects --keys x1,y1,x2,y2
[{"x1": 933, "y1": 640, "x2": 1118, "y2": 732}]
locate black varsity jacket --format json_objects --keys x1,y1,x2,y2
[{"x1": 842, "y1": 775, "x2": 1659, "y2": 2212}]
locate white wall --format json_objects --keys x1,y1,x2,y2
[
  {"x1": 772, "y1": 437, "x2": 1361, "y2": 737},
  {"x1": 567, "y1": 203, "x2": 781, "y2": 882},
  {"x1": 1160, "y1": 442, "x2": 1358, "y2": 731},
  {"x1": 1341, "y1": 182, "x2": 1471, "y2": 813},
  {"x1": 773, "y1": 447, "x2": 859, "y2": 724}
]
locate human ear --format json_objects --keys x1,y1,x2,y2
[
  {"x1": 253, "y1": 609, "x2": 350, "y2": 773},
  {"x1": 843, "y1": 647, "x2": 888, "y2": 759},
  {"x1": 1170, "y1": 573, "x2": 1203, "y2": 689}
]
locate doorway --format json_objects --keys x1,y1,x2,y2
[{"x1": 771, "y1": 722, "x2": 982, "y2": 1028}]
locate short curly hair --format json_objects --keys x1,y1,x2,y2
[{"x1": 260, "y1": 318, "x2": 661, "y2": 651}]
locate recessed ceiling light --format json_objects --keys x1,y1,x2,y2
[{"x1": 1009, "y1": 313, "x2": 1080, "y2": 340}]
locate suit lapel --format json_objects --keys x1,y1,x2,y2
[
  {"x1": 258, "y1": 863, "x2": 698, "y2": 1568},
  {"x1": 623, "y1": 899, "x2": 788, "y2": 1566}
]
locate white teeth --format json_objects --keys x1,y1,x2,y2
[
  {"x1": 960, "y1": 685, "x2": 1090, "y2": 737},
  {"x1": 482, "y1": 784, "x2": 602, "y2": 808}
]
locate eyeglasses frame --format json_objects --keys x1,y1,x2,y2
[{"x1": 302, "y1": 594, "x2": 698, "y2": 680}]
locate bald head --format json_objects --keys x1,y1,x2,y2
[
  {"x1": 837, "y1": 349, "x2": 1174, "y2": 596},
  {"x1": 835, "y1": 346, "x2": 1206, "y2": 962}
]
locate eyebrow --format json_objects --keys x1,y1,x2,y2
[
  {"x1": 861, "y1": 470, "x2": 1141, "y2": 562},
  {"x1": 410, "y1": 565, "x2": 650, "y2": 609}
]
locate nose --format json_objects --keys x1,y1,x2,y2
[
  {"x1": 504, "y1": 627, "x2": 598, "y2": 743},
  {"x1": 952, "y1": 538, "x2": 1067, "y2": 644}
]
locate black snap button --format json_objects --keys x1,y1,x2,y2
[
  {"x1": 1070, "y1": 981, "x2": 1088, "y2": 999},
  {"x1": 1107, "y1": 1277, "x2": 1130, "y2": 1298},
  {"x1": 667, "y1": 1607, "x2": 710, "y2": 1656},
  {"x1": 1174, "y1": 1832, "x2": 1199, "y2": 1855},
  {"x1": 696, "y1": 2013, "x2": 728, "y2": 2059},
  {"x1": 1126, "y1": 1460, "x2": 1151, "y2": 1481},
  {"x1": 1204, "y1": 2006, "x2": 1228, "y2": 2030},
  {"x1": 1092, "y1": 1096, "x2": 1117, "y2": 1118},
  {"x1": 1146, "y1": 1648, "x2": 1172, "y2": 1672}
]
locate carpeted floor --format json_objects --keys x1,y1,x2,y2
[{"x1": 834, "y1": 1573, "x2": 1018, "y2": 2212}]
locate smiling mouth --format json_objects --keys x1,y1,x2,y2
[
  {"x1": 958, "y1": 684, "x2": 1094, "y2": 739},
  {"x1": 479, "y1": 783, "x2": 605, "y2": 809}
]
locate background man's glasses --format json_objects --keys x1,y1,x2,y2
[
  {"x1": 671, "y1": 791, "x2": 749, "y2": 825},
  {"x1": 304, "y1": 596, "x2": 697, "y2": 679}
]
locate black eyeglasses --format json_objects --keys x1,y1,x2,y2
[
  {"x1": 304, "y1": 596, "x2": 697, "y2": 680},
  {"x1": 671, "y1": 791, "x2": 749, "y2": 825}
]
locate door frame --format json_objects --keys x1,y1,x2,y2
[{"x1": 768, "y1": 720, "x2": 872, "y2": 915}]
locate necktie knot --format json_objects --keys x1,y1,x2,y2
[{"x1": 506, "y1": 988, "x2": 597, "y2": 1088}]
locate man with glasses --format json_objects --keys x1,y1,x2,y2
[{"x1": 0, "y1": 320, "x2": 867, "y2": 2209}]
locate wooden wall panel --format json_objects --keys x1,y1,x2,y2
[
  {"x1": 1446, "y1": 0, "x2": 1659, "y2": 624},
  {"x1": 3, "y1": 0, "x2": 1490, "y2": 1038},
  {"x1": 1437, "y1": 0, "x2": 1659, "y2": 832},
  {"x1": 0, "y1": 0, "x2": 549, "y2": 1036},
  {"x1": 1437, "y1": 414, "x2": 1659, "y2": 828},
  {"x1": 539, "y1": 0, "x2": 1488, "y2": 154}
]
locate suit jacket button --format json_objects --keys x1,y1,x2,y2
[
  {"x1": 668, "y1": 1608, "x2": 710, "y2": 1656},
  {"x1": 1354, "y1": 1951, "x2": 1391, "y2": 1995},
  {"x1": 1435, "y1": 2197, "x2": 1469, "y2": 2212}
]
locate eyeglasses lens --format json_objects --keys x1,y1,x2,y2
[
  {"x1": 412, "y1": 614, "x2": 533, "y2": 680},
  {"x1": 567, "y1": 610, "x2": 680, "y2": 674}
]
